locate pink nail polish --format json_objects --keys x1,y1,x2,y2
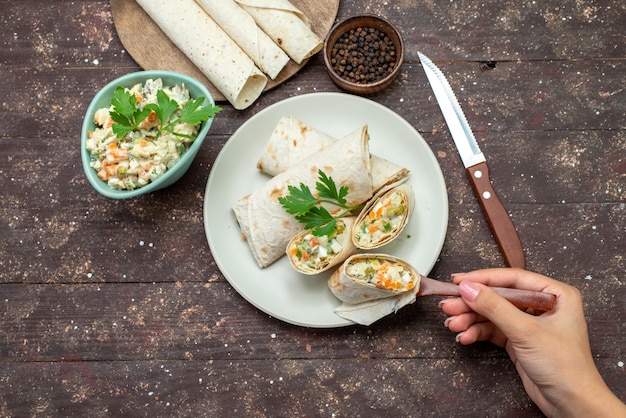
[{"x1": 458, "y1": 280, "x2": 480, "y2": 302}]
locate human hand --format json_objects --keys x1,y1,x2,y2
[{"x1": 439, "y1": 268, "x2": 626, "y2": 418}]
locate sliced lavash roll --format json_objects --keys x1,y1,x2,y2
[
  {"x1": 257, "y1": 116, "x2": 336, "y2": 175},
  {"x1": 328, "y1": 254, "x2": 421, "y2": 304},
  {"x1": 137, "y1": 0, "x2": 266, "y2": 110},
  {"x1": 194, "y1": 0, "x2": 290, "y2": 80},
  {"x1": 368, "y1": 157, "x2": 410, "y2": 195},
  {"x1": 234, "y1": 0, "x2": 323, "y2": 64},
  {"x1": 286, "y1": 216, "x2": 357, "y2": 275},
  {"x1": 257, "y1": 117, "x2": 410, "y2": 193},
  {"x1": 233, "y1": 126, "x2": 373, "y2": 268},
  {"x1": 333, "y1": 289, "x2": 418, "y2": 326},
  {"x1": 352, "y1": 183, "x2": 415, "y2": 250}
]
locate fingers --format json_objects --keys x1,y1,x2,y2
[
  {"x1": 451, "y1": 268, "x2": 564, "y2": 294},
  {"x1": 455, "y1": 321, "x2": 508, "y2": 347},
  {"x1": 439, "y1": 297, "x2": 472, "y2": 315},
  {"x1": 442, "y1": 302, "x2": 508, "y2": 347},
  {"x1": 457, "y1": 280, "x2": 533, "y2": 339},
  {"x1": 444, "y1": 311, "x2": 479, "y2": 332},
  {"x1": 452, "y1": 268, "x2": 583, "y2": 315},
  {"x1": 439, "y1": 268, "x2": 580, "y2": 348}
]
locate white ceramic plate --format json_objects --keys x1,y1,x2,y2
[{"x1": 204, "y1": 93, "x2": 448, "y2": 328}]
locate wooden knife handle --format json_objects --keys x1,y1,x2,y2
[{"x1": 466, "y1": 161, "x2": 525, "y2": 269}]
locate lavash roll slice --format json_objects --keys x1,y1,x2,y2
[
  {"x1": 257, "y1": 116, "x2": 336, "y2": 175},
  {"x1": 352, "y1": 183, "x2": 415, "y2": 250},
  {"x1": 195, "y1": 0, "x2": 290, "y2": 80},
  {"x1": 235, "y1": 0, "x2": 323, "y2": 64},
  {"x1": 287, "y1": 216, "x2": 357, "y2": 275},
  {"x1": 233, "y1": 125, "x2": 373, "y2": 268},
  {"x1": 328, "y1": 254, "x2": 421, "y2": 304},
  {"x1": 333, "y1": 289, "x2": 418, "y2": 326},
  {"x1": 137, "y1": 0, "x2": 267, "y2": 110},
  {"x1": 257, "y1": 118, "x2": 410, "y2": 193}
]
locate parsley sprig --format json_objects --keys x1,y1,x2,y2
[
  {"x1": 109, "y1": 86, "x2": 221, "y2": 140},
  {"x1": 278, "y1": 170, "x2": 363, "y2": 237}
]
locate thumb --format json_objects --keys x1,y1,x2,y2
[{"x1": 458, "y1": 280, "x2": 531, "y2": 338}]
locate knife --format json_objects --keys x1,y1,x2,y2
[{"x1": 418, "y1": 52, "x2": 525, "y2": 269}]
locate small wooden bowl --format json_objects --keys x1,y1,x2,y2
[{"x1": 323, "y1": 15, "x2": 404, "y2": 94}]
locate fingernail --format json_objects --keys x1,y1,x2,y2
[
  {"x1": 438, "y1": 299, "x2": 451, "y2": 309},
  {"x1": 450, "y1": 272, "x2": 467, "y2": 280},
  {"x1": 444, "y1": 316, "x2": 455, "y2": 328},
  {"x1": 455, "y1": 332, "x2": 464, "y2": 343},
  {"x1": 458, "y1": 280, "x2": 480, "y2": 302}
]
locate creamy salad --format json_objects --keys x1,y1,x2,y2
[
  {"x1": 346, "y1": 256, "x2": 415, "y2": 291},
  {"x1": 289, "y1": 220, "x2": 348, "y2": 270},
  {"x1": 86, "y1": 78, "x2": 200, "y2": 190},
  {"x1": 354, "y1": 190, "x2": 407, "y2": 246}
]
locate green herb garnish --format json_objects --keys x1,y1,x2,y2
[
  {"x1": 109, "y1": 87, "x2": 152, "y2": 138},
  {"x1": 278, "y1": 170, "x2": 363, "y2": 237},
  {"x1": 109, "y1": 86, "x2": 221, "y2": 140}
]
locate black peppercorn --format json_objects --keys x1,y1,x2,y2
[{"x1": 329, "y1": 25, "x2": 398, "y2": 85}]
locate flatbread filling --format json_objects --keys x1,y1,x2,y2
[
  {"x1": 288, "y1": 219, "x2": 348, "y2": 270},
  {"x1": 346, "y1": 256, "x2": 415, "y2": 292},
  {"x1": 354, "y1": 190, "x2": 407, "y2": 247}
]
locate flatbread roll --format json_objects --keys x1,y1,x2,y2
[
  {"x1": 235, "y1": 0, "x2": 323, "y2": 64},
  {"x1": 137, "y1": 0, "x2": 267, "y2": 110},
  {"x1": 333, "y1": 289, "x2": 418, "y2": 326},
  {"x1": 233, "y1": 126, "x2": 373, "y2": 268},
  {"x1": 286, "y1": 217, "x2": 357, "y2": 275},
  {"x1": 328, "y1": 254, "x2": 420, "y2": 304},
  {"x1": 352, "y1": 183, "x2": 415, "y2": 249},
  {"x1": 195, "y1": 0, "x2": 290, "y2": 79},
  {"x1": 257, "y1": 117, "x2": 410, "y2": 193},
  {"x1": 257, "y1": 116, "x2": 336, "y2": 175}
]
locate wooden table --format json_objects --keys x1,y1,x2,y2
[{"x1": 1, "y1": 1, "x2": 624, "y2": 416}]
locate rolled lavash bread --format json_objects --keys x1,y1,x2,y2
[
  {"x1": 333, "y1": 286, "x2": 419, "y2": 326},
  {"x1": 257, "y1": 116, "x2": 336, "y2": 175},
  {"x1": 286, "y1": 216, "x2": 357, "y2": 275},
  {"x1": 352, "y1": 182, "x2": 415, "y2": 250},
  {"x1": 234, "y1": 0, "x2": 323, "y2": 64},
  {"x1": 328, "y1": 254, "x2": 421, "y2": 304},
  {"x1": 136, "y1": 0, "x2": 267, "y2": 110},
  {"x1": 194, "y1": 0, "x2": 290, "y2": 80},
  {"x1": 233, "y1": 125, "x2": 374, "y2": 268},
  {"x1": 257, "y1": 116, "x2": 410, "y2": 193}
]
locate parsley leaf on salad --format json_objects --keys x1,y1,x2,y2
[{"x1": 110, "y1": 86, "x2": 221, "y2": 140}]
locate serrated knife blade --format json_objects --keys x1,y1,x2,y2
[{"x1": 418, "y1": 52, "x2": 525, "y2": 268}]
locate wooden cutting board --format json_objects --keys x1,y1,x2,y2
[{"x1": 110, "y1": 0, "x2": 340, "y2": 102}]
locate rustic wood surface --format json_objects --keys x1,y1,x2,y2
[
  {"x1": 1, "y1": 0, "x2": 624, "y2": 416},
  {"x1": 110, "y1": 0, "x2": 340, "y2": 100}
]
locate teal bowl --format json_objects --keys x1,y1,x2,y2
[{"x1": 81, "y1": 70, "x2": 216, "y2": 199}]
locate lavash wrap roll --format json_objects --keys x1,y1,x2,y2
[
  {"x1": 257, "y1": 116, "x2": 410, "y2": 193},
  {"x1": 195, "y1": 0, "x2": 290, "y2": 80},
  {"x1": 137, "y1": 0, "x2": 267, "y2": 110},
  {"x1": 233, "y1": 126, "x2": 373, "y2": 268},
  {"x1": 328, "y1": 253, "x2": 421, "y2": 304},
  {"x1": 257, "y1": 116, "x2": 336, "y2": 175},
  {"x1": 352, "y1": 183, "x2": 415, "y2": 250},
  {"x1": 286, "y1": 216, "x2": 357, "y2": 275},
  {"x1": 333, "y1": 287, "x2": 419, "y2": 326},
  {"x1": 235, "y1": 0, "x2": 323, "y2": 64}
]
